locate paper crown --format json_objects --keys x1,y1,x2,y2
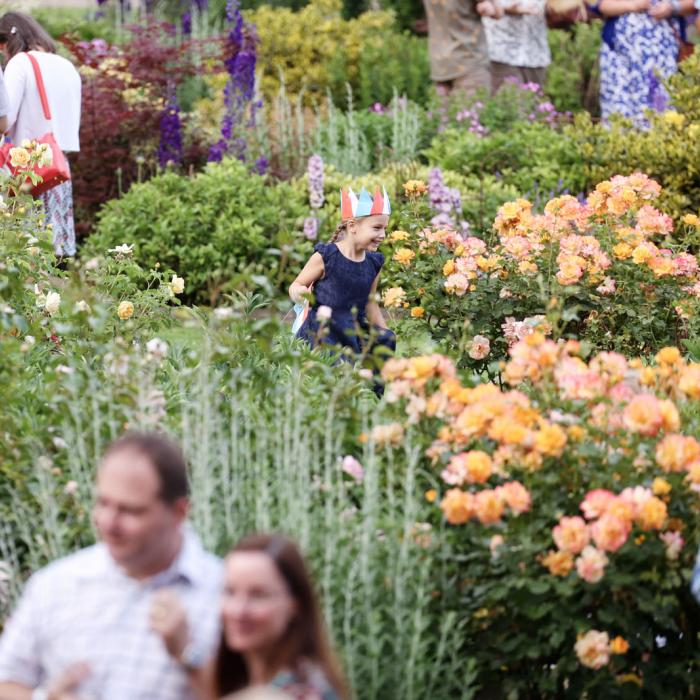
[{"x1": 340, "y1": 186, "x2": 391, "y2": 221}]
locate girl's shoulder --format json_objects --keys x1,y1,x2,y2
[
  {"x1": 313, "y1": 242, "x2": 337, "y2": 259},
  {"x1": 367, "y1": 250, "x2": 385, "y2": 274}
]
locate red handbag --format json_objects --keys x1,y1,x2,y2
[{"x1": 0, "y1": 52, "x2": 70, "y2": 196}]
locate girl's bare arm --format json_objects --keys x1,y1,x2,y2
[
  {"x1": 366, "y1": 274, "x2": 388, "y2": 329},
  {"x1": 289, "y1": 252, "x2": 325, "y2": 303}
]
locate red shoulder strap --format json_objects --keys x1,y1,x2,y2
[{"x1": 25, "y1": 52, "x2": 52, "y2": 121}]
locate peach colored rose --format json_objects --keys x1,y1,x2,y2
[
  {"x1": 497, "y1": 481, "x2": 531, "y2": 515},
  {"x1": 541, "y1": 550, "x2": 574, "y2": 577},
  {"x1": 575, "y1": 630, "x2": 610, "y2": 669},
  {"x1": 474, "y1": 489, "x2": 505, "y2": 525},
  {"x1": 580, "y1": 489, "x2": 616, "y2": 520},
  {"x1": 575, "y1": 546, "x2": 608, "y2": 584},
  {"x1": 553, "y1": 516, "x2": 590, "y2": 554},
  {"x1": 440, "y1": 488, "x2": 474, "y2": 525},
  {"x1": 591, "y1": 514, "x2": 630, "y2": 552}
]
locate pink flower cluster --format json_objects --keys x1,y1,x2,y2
[{"x1": 549, "y1": 486, "x2": 670, "y2": 583}]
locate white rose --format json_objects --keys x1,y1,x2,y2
[
  {"x1": 44, "y1": 291, "x2": 61, "y2": 316},
  {"x1": 169, "y1": 275, "x2": 185, "y2": 296},
  {"x1": 145, "y1": 337, "x2": 169, "y2": 360}
]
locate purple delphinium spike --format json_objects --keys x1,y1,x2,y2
[
  {"x1": 308, "y1": 155, "x2": 324, "y2": 209},
  {"x1": 209, "y1": 0, "x2": 258, "y2": 163},
  {"x1": 157, "y1": 88, "x2": 184, "y2": 168}
]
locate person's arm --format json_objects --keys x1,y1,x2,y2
[
  {"x1": 365, "y1": 274, "x2": 388, "y2": 329},
  {"x1": 649, "y1": 0, "x2": 694, "y2": 18},
  {"x1": 0, "y1": 664, "x2": 91, "y2": 700},
  {"x1": 149, "y1": 590, "x2": 216, "y2": 700},
  {"x1": 597, "y1": 0, "x2": 649, "y2": 16},
  {"x1": 3, "y1": 57, "x2": 27, "y2": 134},
  {"x1": 289, "y1": 252, "x2": 324, "y2": 303}
]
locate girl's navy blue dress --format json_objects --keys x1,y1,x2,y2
[{"x1": 296, "y1": 242, "x2": 396, "y2": 358}]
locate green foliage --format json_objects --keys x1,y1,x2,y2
[
  {"x1": 378, "y1": 349, "x2": 700, "y2": 697},
  {"x1": 570, "y1": 52, "x2": 700, "y2": 224},
  {"x1": 84, "y1": 159, "x2": 310, "y2": 304},
  {"x1": 425, "y1": 120, "x2": 587, "y2": 202},
  {"x1": 246, "y1": 0, "x2": 430, "y2": 109},
  {"x1": 381, "y1": 174, "x2": 700, "y2": 368},
  {"x1": 545, "y1": 24, "x2": 601, "y2": 116}
]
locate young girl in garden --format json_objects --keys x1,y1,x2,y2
[{"x1": 289, "y1": 186, "x2": 396, "y2": 376}]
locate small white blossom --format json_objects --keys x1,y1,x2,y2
[
  {"x1": 44, "y1": 291, "x2": 61, "y2": 316},
  {"x1": 145, "y1": 337, "x2": 169, "y2": 360},
  {"x1": 317, "y1": 305, "x2": 332, "y2": 321},
  {"x1": 109, "y1": 243, "x2": 134, "y2": 258}
]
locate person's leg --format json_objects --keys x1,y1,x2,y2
[
  {"x1": 40, "y1": 176, "x2": 76, "y2": 258},
  {"x1": 452, "y1": 58, "x2": 491, "y2": 98},
  {"x1": 521, "y1": 66, "x2": 547, "y2": 90},
  {"x1": 489, "y1": 61, "x2": 522, "y2": 94}
]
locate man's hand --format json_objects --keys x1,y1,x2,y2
[
  {"x1": 149, "y1": 589, "x2": 190, "y2": 662},
  {"x1": 46, "y1": 662, "x2": 91, "y2": 700}
]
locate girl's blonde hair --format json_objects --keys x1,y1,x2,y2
[{"x1": 330, "y1": 221, "x2": 348, "y2": 243}]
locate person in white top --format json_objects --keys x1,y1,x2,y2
[
  {"x1": 0, "y1": 432, "x2": 224, "y2": 700},
  {"x1": 477, "y1": 0, "x2": 551, "y2": 93},
  {"x1": 0, "y1": 12, "x2": 81, "y2": 256}
]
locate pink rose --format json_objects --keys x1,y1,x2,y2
[{"x1": 341, "y1": 456, "x2": 364, "y2": 483}]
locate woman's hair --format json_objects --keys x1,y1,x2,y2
[
  {"x1": 215, "y1": 533, "x2": 348, "y2": 699},
  {"x1": 0, "y1": 12, "x2": 56, "y2": 58},
  {"x1": 330, "y1": 221, "x2": 348, "y2": 243}
]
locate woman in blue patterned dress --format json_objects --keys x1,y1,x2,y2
[{"x1": 594, "y1": 0, "x2": 694, "y2": 125}]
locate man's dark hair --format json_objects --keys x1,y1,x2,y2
[{"x1": 103, "y1": 432, "x2": 190, "y2": 504}]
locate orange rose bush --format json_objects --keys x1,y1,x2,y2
[
  {"x1": 372, "y1": 338, "x2": 700, "y2": 696},
  {"x1": 383, "y1": 174, "x2": 700, "y2": 368}
]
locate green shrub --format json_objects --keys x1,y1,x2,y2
[
  {"x1": 425, "y1": 121, "x2": 587, "y2": 202},
  {"x1": 545, "y1": 24, "x2": 601, "y2": 116},
  {"x1": 246, "y1": 0, "x2": 430, "y2": 109},
  {"x1": 570, "y1": 52, "x2": 700, "y2": 225},
  {"x1": 84, "y1": 159, "x2": 310, "y2": 304}
]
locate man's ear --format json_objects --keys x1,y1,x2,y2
[{"x1": 172, "y1": 496, "x2": 190, "y2": 522}]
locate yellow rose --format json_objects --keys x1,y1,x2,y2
[
  {"x1": 652, "y1": 477, "x2": 671, "y2": 496},
  {"x1": 534, "y1": 423, "x2": 568, "y2": 457},
  {"x1": 655, "y1": 346, "x2": 681, "y2": 366},
  {"x1": 382, "y1": 287, "x2": 406, "y2": 308},
  {"x1": 410, "y1": 306, "x2": 425, "y2": 318},
  {"x1": 541, "y1": 550, "x2": 574, "y2": 577},
  {"x1": 393, "y1": 248, "x2": 415, "y2": 266},
  {"x1": 117, "y1": 300, "x2": 134, "y2": 320},
  {"x1": 682, "y1": 213, "x2": 700, "y2": 227},
  {"x1": 9, "y1": 147, "x2": 31, "y2": 169},
  {"x1": 390, "y1": 230, "x2": 409, "y2": 242},
  {"x1": 613, "y1": 242, "x2": 633, "y2": 260},
  {"x1": 442, "y1": 259, "x2": 455, "y2": 276}
]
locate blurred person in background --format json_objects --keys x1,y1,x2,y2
[
  {"x1": 0, "y1": 12, "x2": 81, "y2": 256},
  {"x1": 158, "y1": 533, "x2": 348, "y2": 700},
  {"x1": 590, "y1": 0, "x2": 695, "y2": 124},
  {"x1": 423, "y1": 0, "x2": 492, "y2": 96},
  {"x1": 477, "y1": 0, "x2": 551, "y2": 93},
  {"x1": 0, "y1": 432, "x2": 223, "y2": 700}
]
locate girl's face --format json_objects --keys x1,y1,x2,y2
[
  {"x1": 349, "y1": 214, "x2": 388, "y2": 252},
  {"x1": 222, "y1": 551, "x2": 297, "y2": 655}
]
